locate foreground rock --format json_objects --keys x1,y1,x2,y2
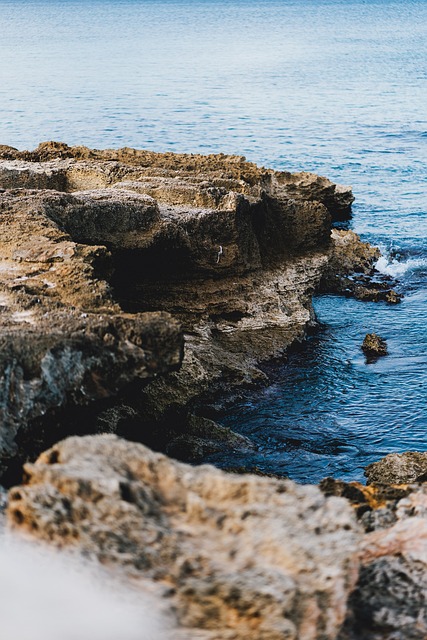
[
  {"x1": 7, "y1": 434, "x2": 360, "y2": 640},
  {"x1": 321, "y1": 476, "x2": 427, "y2": 640},
  {"x1": 341, "y1": 486, "x2": 427, "y2": 640}
]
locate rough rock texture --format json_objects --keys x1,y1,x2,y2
[
  {"x1": 320, "y1": 229, "x2": 401, "y2": 303},
  {"x1": 341, "y1": 486, "x2": 427, "y2": 640},
  {"x1": 0, "y1": 141, "x2": 354, "y2": 219},
  {"x1": 7, "y1": 434, "x2": 360, "y2": 640},
  {"x1": 0, "y1": 186, "x2": 183, "y2": 478},
  {"x1": 321, "y1": 476, "x2": 427, "y2": 640},
  {"x1": 361, "y1": 333, "x2": 388, "y2": 358},
  {"x1": 365, "y1": 451, "x2": 427, "y2": 484},
  {"x1": 0, "y1": 143, "x2": 371, "y2": 471}
]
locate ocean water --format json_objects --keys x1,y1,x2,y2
[{"x1": 1, "y1": 0, "x2": 426, "y2": 482}]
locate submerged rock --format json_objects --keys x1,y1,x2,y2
[{"x1": 7, "y1": 434, "x2": 360, "y2": 640}]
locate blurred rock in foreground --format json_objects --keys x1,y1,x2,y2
[{"x1": 8, "y1": 434, "x2": 360, "y2": 640}]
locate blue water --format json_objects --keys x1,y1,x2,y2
[{"x1": 1, "y1": 0, "x2": 426, "y2": 481}]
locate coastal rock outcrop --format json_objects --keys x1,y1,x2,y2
[
  {"x1": 0, "y1": 186, "x2": 183, "y2": 479},
  {"x1": 0, "y1": 143, "x2": 369, "y2": 473},
  {"x1": 7, "y1": 433, "x2": 360, "y2": 640}
]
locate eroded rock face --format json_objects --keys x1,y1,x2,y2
[
  {"x1": 0, "y1": 143, "x2": 372, "y2": 474},
  {"x1": 0, "y1": 187, "x2": 183, "y2": 478},
  {"x1": 7, "y1": 434, "x2": 361, "y2": 640}
]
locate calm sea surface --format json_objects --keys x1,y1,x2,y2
[{"x1": 1, "y1": 0, "x2": 426, "y2": 481}]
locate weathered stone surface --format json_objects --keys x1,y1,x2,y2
[
  {"x1": 0, "y1": 144, "x2": 378, "y2": 473},
  {"x1": 0, "y1": 145, "x2": 362, "y2": 422},
  {"x1": 0, "y1": 142, "x2": 354, "y2": 223},
  {"x1": 362, "y1": 333, "x2": 388, "y2": 357},
  {"x1": 325, "y1": 230, "x2": 380, "y2": 281},
  {"x1": 340, "y1": 486, "x2": 427, "y2": 640},
  {"x1": 275, "y1": 171, "x2": 354, "y2": 220},
  {"x1": 0, "y1": 188, "x2": 183, "y2": 477},
  {"x1": 365, "y1": 451, "x2": 427, "y2": 485},
  {"x1": 7, "y1": 434, "x2": 361, "y2": 640},
  {"x1": 321, "y1": 476, "x2": 427, "y2": 639}
]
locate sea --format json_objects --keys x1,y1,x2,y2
[{"x1": 0, "y1": 0, "x2": 426, "y2": 482}]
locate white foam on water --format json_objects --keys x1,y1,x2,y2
[
  {"x1": 375, "y1": 254, "x2": 427, "y2": 278},
  {"x1": 0, "y1": 535, "x2": 172, "y2": 640}
]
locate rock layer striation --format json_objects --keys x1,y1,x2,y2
[{"x1": 0, "y1": 142, "x2": 370, "y2": 473}]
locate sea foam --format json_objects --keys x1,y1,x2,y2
[{"x1": 375, "y1": 254, "x2": 427, "y2": 278}]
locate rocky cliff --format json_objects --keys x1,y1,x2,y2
[{"x1": 0, "y1": 142, "x2": 372, "y2": 476}]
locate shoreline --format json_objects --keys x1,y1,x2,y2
[{"x1": 1, "y1": 143, "x2": 424, "y2": 640}]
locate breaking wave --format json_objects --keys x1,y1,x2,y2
[{"x1": 375, "y1": 254, "x2": 427, "y2": 278}]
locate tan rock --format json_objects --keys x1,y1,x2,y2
[
  {"x1": 7, "y1": 434, "x2": 361, "y2": 640},
  {"x1": 0, "y1": 144, "x2": 372, "y2": 472},
  {"x1": 365, "y1": 451, "x2": 427, "y2": 484},
  {"x1": 0, "y1": 188, "x2": 183, "y2": 477},
  {"x1": 361, "y1": 333, "x2": 388, "y2": 357}
]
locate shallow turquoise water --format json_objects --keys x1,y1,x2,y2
[{"x1": 1, "y1": 0, "x2": 426, "y2": 480}]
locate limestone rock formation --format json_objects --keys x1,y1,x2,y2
[
  {"x1": 365, "y1": 451, "x2": 427, "y2": 484},
  {"x1": 0, "y1": 186, "x2": 183, "y2": 478},
  {"x1": 320, "y1": 229, "x2": 401, "y2": 303},
  {"x1": 7, "y1": 433, "x2": 361, "y2": 640},
  {"x1": 0, "y1": 143, "x2": 369, "y2": 474}
]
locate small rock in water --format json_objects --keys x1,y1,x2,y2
[
  {"x1": 361, "y1": 333, "x2": 388, "y2": 357},
  {"x1": 365, "y1": 451, "x2": 427, "y2": 484}
]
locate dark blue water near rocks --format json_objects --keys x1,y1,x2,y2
[{"x1": 1, "y1": 0, "x2": 426, "y2": 481}]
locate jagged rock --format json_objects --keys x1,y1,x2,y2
[
  {"x1": 274, "y1": 171, "x2": 354, "y2": 220},
  {"x1": 0, "y1": 187, "x2": 183, "y2": 478},
  {"x1": 7, "y1": 434, "x2": 360, "y2": 640},
  {"x1": 353, "y1": 284, "x2": 402, "y2": 304},
  {"x1": 365, "y1": 451, "x2": 427, "y2": 484},
  {"x1": 319, "y1": 476, "x2": 412, "y2": 523},
  {"x1": 361, "y1": 333, "x2": 388, "y2": 357},
  {"x1": 0, "y1": 144, "x2": 373, "y2": 472},
  {"x1": 340, "y1": 485, "x2": 427, "y2": 640}
]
